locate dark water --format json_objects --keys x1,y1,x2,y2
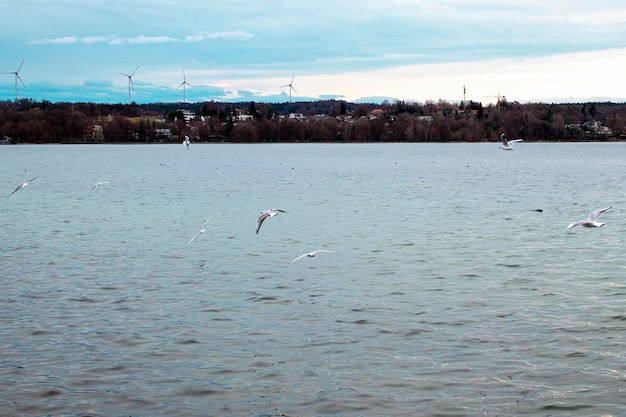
[{"x1": 1, "y1": 143, "x2": 625, "y2": 416}]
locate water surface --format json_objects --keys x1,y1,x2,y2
[{"x1": 1, "y1": 142, "x2": 625, "y2": 416}]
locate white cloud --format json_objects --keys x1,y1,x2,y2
[
  {"x1": 30, "y1": 34, "x2": 181, "y2": 45},
  {"x1": 80, "y1": 36, "x2": 112, "y2": 44},
  {"x1": 29, "y1": 36, "x2": 78, "y2": 45},
  {"x1": 127, "y1": 35, "x2": 179, "y2": 44},
  {"x1": 184, "y1": 34, "x2": 205, "y2": 43},
  {"x1": 31, "y1": 31, "x2": 252, "y2": 46},
  {"x1": 185, "y1": 30, "x2": 255, "y2": 42}
]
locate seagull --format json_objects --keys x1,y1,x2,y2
[
  {"x1": 184, "y1": 135, "x2": 190, "y2": 150},
  {"x1": 187, "y1": 217, "x2": 211, "y2": 245},
  {"x1": 8, "y1": 176, "x2": 37, "y2": 196},
  {"x1": 90, "y1": 181, "x2": 110, "y2": 193},
  {"x1": 499, "y1": 133, "x2": 523, "y2": 150},
  {"x1": 567, "y1": 206, "x2": 611, "y2": 229},
  {"x1": 256, "y1": 208, "x2": 286, "y2": 234},
  {"x1": 290, "y1": 250, "x2": 333, "y2": 263}
]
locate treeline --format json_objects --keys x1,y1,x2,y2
[{"x1": 1, "y1": 98, "x2": 625, "y2": 144}]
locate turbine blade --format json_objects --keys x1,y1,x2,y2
[
  {"x1": 17, "y1": 59, "x2": 24, "y2": 73},
  {"x1": 120, "y1": 72, "x2": 130, "y2": 77},
  {"x1": 131, "y1": 66, "x2": 139, "y2": 77},
  {"x1": 16, "y1": 74, "x2": 25, "y2": 87}
]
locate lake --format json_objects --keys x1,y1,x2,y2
[{"x1": 1, "y1": 142, "x2": 625, "y2": 416}]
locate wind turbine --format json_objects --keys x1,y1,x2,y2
[
  {"x1": 281, "y1": 74, "x2": 298, "y2": 104},
  {"x1": 176, "y1": 69, "x2": 195, "y2": 103},
  {"x1": 3, "y1": 59, "x2": 25, "y2": 102},
  {"x1": 120, "y1": 67, "x2": 138, "y2": 104}
]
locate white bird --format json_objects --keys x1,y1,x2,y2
[
  {"x1": 290, "y1": 250, "x2": 333, "y2": 263},
  {"x1": 256, "y1": 208, "x2": 286, "y2": 234},
  {"x1": 499, "y1": 133, "x2": 523, "y2": 150},
  {"x1": 184, "y1": 135, "x2": 190, "y2": 150},
  {"x1": 8, "y1": 176, "x2": 37, "y2": 196},
  {"x1": 90, "y1": 181, "x2": 110, "y2": 193},
  {"x1": 567, "y1": 206, "x2": 611, "y2": 229},
  {"x1": 187, "y1": 217, "x2": 211, "y2": 245}
]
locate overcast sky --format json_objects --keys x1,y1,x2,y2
[{"x1": 2, "y1": 0, "x2": 626, "y2": 104}]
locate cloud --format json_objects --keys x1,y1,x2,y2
[
  {"x1": 185, "y1": 30, "x2": 255, "y2": 42},
  {"x1": 127, "y1": 35, "x2": 180, "y2": 44},
  {"x1": 30, "y1": 31, "x2": 251, "y2": 46},
  {"x1": 30, "y1": 34, "x2": 181, "y2": 45},
  {"x1": 29, "y1": 36, "x2": 78, "y2": 45},
  {"x1": 80, "y1": 36, "x2": 113, "y2": 44}
]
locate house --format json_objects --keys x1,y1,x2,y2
[
  {"x1": 236, "y1": 114, "x2": 254, "y2": 122},
  {"x1": 155, "y1": 128, "x2": 172, "y2": 142},
  {"x1": 368, "y1": 109, "x2": 385, "y2": 120},
  {"x1": 289, "y1": 113, "x2": 306, "y2": 121},
  {"x1": 178, "y1": 110, "x2": 196, "y2": 124},
  {"x1": 582, "y1": 120, "x2": 613, "y2": 135}
]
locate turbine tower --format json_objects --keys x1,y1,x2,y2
[
  {"x1": 3, "y1": 59, "x2": 25, "y2": 102},
  {"x1": 281, "y1": 74, "x2": 298, "y2": 104},
  {"x1": 176, "y1": 69, "x2": 195, "y2": 103},
  {"x1": 463, "y1": 84, "x2": 466, "y2": 112},
  {"x1": 120, "y1": 67, "x2": 138, "y2": 104}
]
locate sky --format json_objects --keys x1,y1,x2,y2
[{"x1": 2, "y1": 0, "x2": 626, "y2": 105}]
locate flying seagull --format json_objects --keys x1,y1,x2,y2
[
  {"x1": 290, "y1": 250, "x2": 333, "y2": 263},
  {"x1": 91, "y1": 181, "x2": 110, "y2": 193},
  {"x1": 256, "y1": 208, "x2": 286, "y2": 234},
  {"x1": 184, "y1": 135, "x2": 190, "y2": 150},
  {"x1": 567, "y1": 206, "x2": 611, "y2": 229},
  {"x1": 499, "y1": 133, "x2": 523, "y2": 150},
  {"x1": 187, "y1": 217, "x2": 211, "y2": 245},
  {"x1": 8, "y1": 176, "x2": 37, "y2": 196}
]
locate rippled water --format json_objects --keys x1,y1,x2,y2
[{"x1": 1, "y1": 142, "x2": 625, "y2": 416}]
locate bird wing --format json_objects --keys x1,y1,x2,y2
[
  {"x1": 290, "y1": 253, "x2": 307, "y2": 263},
  {"x1": 588, "y1": 206, "x2": 611, "y2": 221},
  {"x1": 508, "y1": 139, "x2": 523, "y2": 144},
  {"x1": 256, "y1": 213, "x2": 270, "y2": 234},
  {"x1": 312, "y1": 250, "x2": 332, "y2": 255},
  {"x1": 567, "y1": 221, "x2": 582, "y2": 229},
  {"x1": 186, "y1": 233, "x2": 199, "y2": 245},
  {"x1": 27, "y1": 176, "x2": 38, "y2": 183},
  {"x1": 500, "y1": 134, "x2": 508, "y2": 146},
  {"x1": 8, "y1": 184, "x2": 23, "y2": 196}
]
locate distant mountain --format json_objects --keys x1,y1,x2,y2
[
  {"x1": 525, "y1": 96, "x2": 626, "y2": 104},
  {"x1": 353, "y1": 96, "x2": 398, "y2": 104}
]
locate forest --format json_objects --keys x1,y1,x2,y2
[{"x1": 1, "y1": 97, "x2": 625, "y2": 144}]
